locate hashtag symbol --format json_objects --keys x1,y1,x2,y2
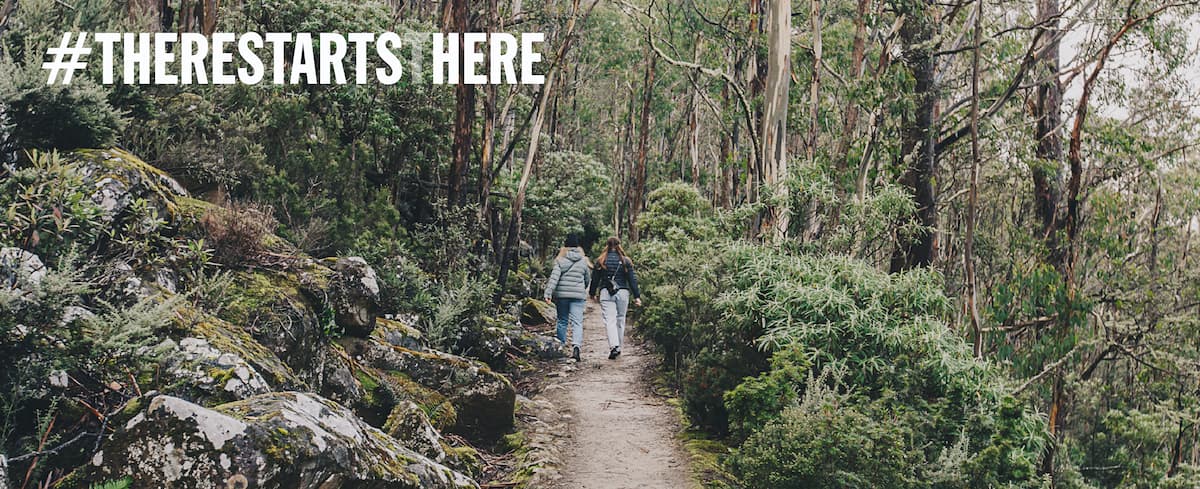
[{"x1": 43, "y1": 32, "x2": 91, "y2": 85}]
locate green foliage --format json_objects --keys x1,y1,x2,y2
[
  {"x1": 350, "y1": 237, "x2": 436, "y2": 318},
  {"x1": 425, "y1": 272, "x2": 499, "y2": 355},
  {"x1": 0, "y1": 61, "x2": 125, "y2": 150},
  {"x1": 638, "y1": 182, "x2": 720, "y2": 241},
  {"x1": 723, "y1": 348, "x2": 809, "y2": 442},
  {"x1": 728, "y1": 374, "x2": 921, "y2": 489},
  {"x1": 90, "y1": 478, "x2": 133, "y2": 489},
  {"x1": 636, "y1": 184, "x2": 1046, "y2": 488},
  {"x1": 506, "y1": 150, "x2": 612, "y2": 251},
  {"x1": 0, "y1": 0, "x2": 125, "y2": 152},
  {"x1": 0, "y1": 251, "x2": 178, "y2": 455},
  {"x1": 0, "y1": 151, "x2": 105, "y2": 257}
]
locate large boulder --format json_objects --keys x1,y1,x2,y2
[
  {"x1": 0, "y1": 247, "x2": 45, "y2": 291},
  {"x1": 384, "y1": 400, "x2": 447, "y2": 462},
  {"x1": 172, "y1": 308, "x2": 302, "y2": 395},
  {"x1": 69, "y1": 148, "x2": 189, "y2": 222},
  {"x1": 512, "y1": 332, "x2": 567, "y2": 360},
  {"x1": 159, "y1": 337, "x2": 274, "y2": 404},
  {"x1": 519, "y1": 298, "x2": 556, "y2": 327},
  {"x1": 343, "y1": 338, "x2": 516, "y2": 442},
  {"x1": 92, "y1": 393, "x2": 478, "y2": 488},
  {"x1": 220, "y1": 267, "x2": 330, "y2": 383},
  {"x1": 373, "y1": 317, "x2": 427, "y2": 351},
  {"x1": 320, "y1": 257, "x2": 381, "y2": 338}
]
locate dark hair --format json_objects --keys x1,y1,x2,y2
[
  {"x1": 564, "y1": 233, "x2": 581, "y2": 248},
  {"x1": 598, "y1": 236, "x2": 629, "y2": 269}
]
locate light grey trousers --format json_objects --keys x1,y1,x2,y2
[{"x1": 599, "y1": 288, "x2": 630, "y2": 349}]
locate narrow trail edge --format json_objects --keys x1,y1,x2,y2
[{"x1": 545, "y1": 301, "x2": 692, "y2": 489}]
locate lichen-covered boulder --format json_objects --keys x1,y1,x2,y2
[
  {"x1": 159, "y1": 337, "x2": 274, "y2": 404},
  {"x1": 374, "y1": 317, "x2": 426, "y2": 351},
  {"x1": 344, "y1": 339, "x2": 515, "y2": 442},
  {"x1": 471, "y1": 325, "x2": 515, "y2": 371},
  {"x1": 172, "y1": 308, "x2": 301, "y2": 394},
  {"x1": 320, "y1": 257, "x2": 381, "y2": 338},
  {"x1": 512, "y1": 333, "x2": 567, "y2": 360},
  {"x1": 1, "y1": 247, "x2": 45, "y2": 288},
  {"x1": 68, "y1": 148, "x2": 189, "y2": 222},
  {"x1": 384, "y1": 400, "x2": 447, "y2": 462},
  {"x1": 221, "y1": 267, "x2": 329, "y2": 382},
  {"x1": 92, "y1": 393, "x2": 478, "y2": 489}
]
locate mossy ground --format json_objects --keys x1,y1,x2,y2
[{"x1": 651, "y1": 371, "x2": 735, "y2": 489}]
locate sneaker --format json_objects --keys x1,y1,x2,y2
[
  {"x1": 572, "y1": 346, "x2": 581, "y2": 362},
  {"x1": 614, "y1": 346, "x2": 621, "y2": 358},
  {"x1": 608, "y1": 346, "x2": 619, "y2": 360}
]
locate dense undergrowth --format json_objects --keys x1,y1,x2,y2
[{"x1": 635, "y1": 183, "x2": 1049, "y2": 488}]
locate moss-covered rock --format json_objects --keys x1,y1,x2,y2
[
  {"x1": 91, "y1": 392, "x2": 478, "y2": 488},
  {"x1": 218, "y1": 266, "x2": 331, "y2": 382},
  {"x1": 384, "y1": 400, "x2": 447, "y2": 462},
  {"x1": 373, "y1": 317, "x2": 426, "y2": 351},
  {"x1": 168, "y1": 308, "x2": 302, "y2": 399},
  {"x1": 318, "y1": 257, "x2": 381, "y2": 338},
  {"x1": 158, "y1": 337, "x2": 274, "y2": 405},
  {"x1": 68, "y1": 148, "x2": 188, "y2": 222},
  {"x1": 342, "y1": 338, "x2": 516, "y2": 442},
  {"x1": 511, "y1": 332, "x2": 567, "y2": 360},
  {"x1": 519, "y1": 298, "x2": 556, "y2": 327}
]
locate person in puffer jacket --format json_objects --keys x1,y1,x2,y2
[{"x1": 544, "y1": 233, "x2": 591, "y2": 361}]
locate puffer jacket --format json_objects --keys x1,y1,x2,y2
[{"x1": 544, "y1": 247, "x2": 591, "y2": 300}]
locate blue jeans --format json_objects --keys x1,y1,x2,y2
[{"x1": 555, "y1": 298, "x2": 585, "y2": 347}]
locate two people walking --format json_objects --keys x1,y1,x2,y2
[{"x1": 543, "y1": 235, "x2": 641, "y2": 361}]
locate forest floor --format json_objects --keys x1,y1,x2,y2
[{"x1": 542, "y1": 301, "x2": 693, "y2": 489}]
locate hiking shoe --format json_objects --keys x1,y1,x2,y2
[
  {"x1": 608, "y1": 346, "x2": 619, "y2": 360},
  {"x1": 572, "y1": 346, "x2": 581, "y2": 362}
]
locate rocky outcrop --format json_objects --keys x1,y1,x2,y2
[
  {"x1": 343, "y1": 338, "x2": 516, "y2": 442},
  {"x1": 519, "y1": 298, "x2": 556, "y2": 327},
  {"x1": 70, "y1": 148, "x2": 190, "y2": 222},
  {"x1": 92, "y1": 392, "x2": 478, "y2": 489},
  {"x1": 322, "y1": 257, "x2": 382, "y2": 337},
  {"x1": 9, "y1": 150, "x2": 531, "y2": 488},
  {"x1": 0, "y1": 247, "x2": 45, "y2": 291}
]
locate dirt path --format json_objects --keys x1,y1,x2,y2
[{"x1": 545, "y1": 301, "x2": 691, "y2": 489}]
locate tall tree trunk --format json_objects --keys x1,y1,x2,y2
[
  {"x1": 1032, "y1": 0, "x2": 1064, "y2": 249},
  {"x1": 689, "y1": 83, "x2": 701, "y2": 185},
  {"x1": 760, "y1": 0, "x2": 792, "y2": 241},
  {"x1": 495, "y1": 0, "x2": 593, "y2": 301},
  {"x1": 889, "y1": 0, "x2": 938, "y2": 272},
  {"x1": 806, "y1": 0, "x2": 821, "y2": 166},
  {"x1": 836, "y1": 0, "x2": 870, "y2": 175},
  {"x1": 479, "y1": 0, "x2": 500, "y2": 239},
  {"x1": 965, "y1": 0, "x2": 983, "y2": 358},
  {"x1": 628, "y1": 54, "x2": 657, "y2": 243},
  {"x1": 1036, "y1": 0, "x2": 1167, "y2": 477},
  {"x1": 447, "y1": 0, "x2": 475, "y2": 207}
]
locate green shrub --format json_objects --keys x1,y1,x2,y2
[
  {"x1": 426, "y1": 272, "x2": 498, "y2": 354},
  {"x1": 728, "y1": 376, "x2": 921, "y2": 489},
  {"x1": 0, "y1": 252, "x2": 179, "y2": 468},
  {"x1": 723, "y1": 347, "x2": 810, "y2": 442},
  {"x1": 0, "y1": 0, "x2": 125, "y2": 152},
  {"x1": 0, "y1": 151, "x2": 104, "y2": 258},
  {"x1": 634, "y1": 183, "x2": 1047, "y2": 488}
]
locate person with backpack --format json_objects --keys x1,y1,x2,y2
[
  {"x1": 589, "y1": 237, "x2": 642, "y2": 360},
  {"x1": 544, "y1": 234, "x2": 591, "y2": 362}
]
